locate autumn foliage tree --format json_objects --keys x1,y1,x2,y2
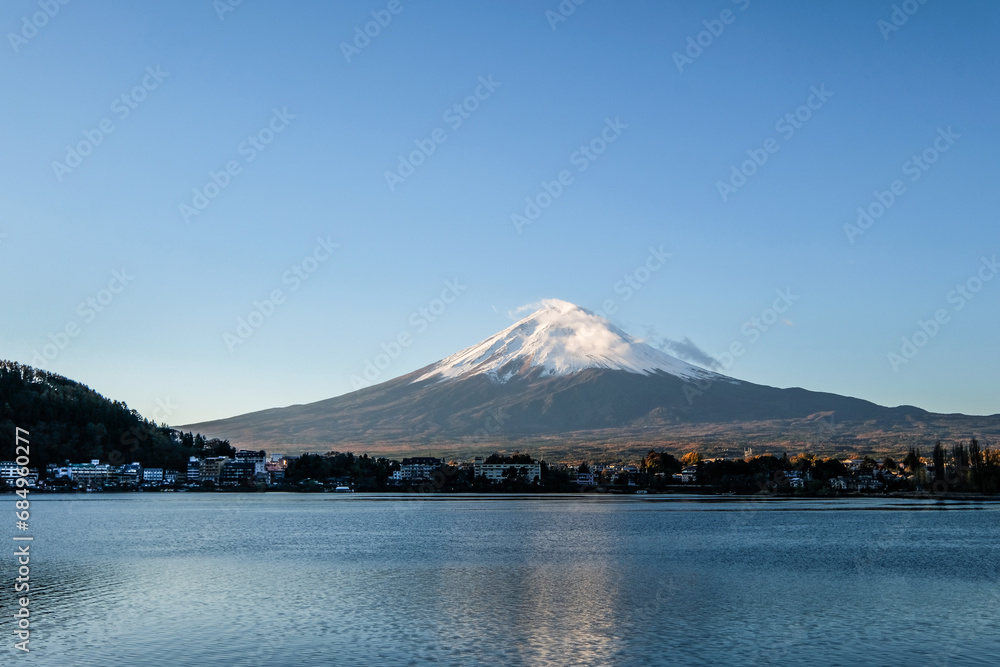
[{"x1": 681, "y1": 451, "x2": 702, "y2": 466}]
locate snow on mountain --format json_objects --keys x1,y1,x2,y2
[{"x1": 414, "y1": 298, "x2": 721, "y2": 384}]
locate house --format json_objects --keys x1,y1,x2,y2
[
  {"x1": 575, "y1": 472, "x2": 595, "y2": 486},
  {"x1": 829, "y1": 475, "x2": 883, "y2": 491},
  {"x1": 853, "y1": 475, "x2": 883, "y2": 491},
  {"x1": 680, "y1": 467, "x2": 698, "y2": 483}
]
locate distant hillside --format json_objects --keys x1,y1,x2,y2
[{"x1": 0, "y1": 361, "x2": 225, "y2": 472}]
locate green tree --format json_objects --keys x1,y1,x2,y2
[
  {"x1": 969, "y1": 439, "x2": 984, "y2": 492},
  {"x1": 951, "y1": 442, "x2": 970, "y2": 490},
  {"x1": 903, "y1": 448, "x2": 923, "y2": 474},
  {"x1": 643, "y1": 450, "x2": 682, "y2": 475},
  {"x1": 932, "y1": 441, "x2": 946, "y2": 484},
  {"x1": 205, "y1": 438, "x2": 235, "y2": 458}
]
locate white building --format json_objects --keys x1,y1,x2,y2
[
  {"x1": 473, "y1": 457, "x2": 541, "y2": 483},
  {"x1": 143, "y1": 468, "x2": 164, "y2": 483},
  {"x1": 68, "y1": 461, "x2": 112, "y2": 486},
  {"x1": 119, "y1": 462, "x2": 143, "y2": 486},
  {"x1": 399, "y1": 457, "x2": 442, "y2": 481},
  {"x1": 1, "y1": 462, "x2": 38, "y2": 487},
  {"x1": 0, "y1": 461, "x2": 25, "y2": 480},
  {"x1": 45, "y1": 464, "x2": 70, "y2": 479},
  {"x1": 187, "y1": 457, "x2": 201, "y2": 482}
]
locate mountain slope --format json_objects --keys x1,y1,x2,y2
[
  {"x1": 180, "y1": 300, "x2": 1000, "y2": 458},
  {"x1": 0, "y1": 361, "x2": 223, "y2": 470}
]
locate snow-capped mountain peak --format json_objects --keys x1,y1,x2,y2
[{"x1": 414, "y1": 298, "x2": 718, "y2": 384}]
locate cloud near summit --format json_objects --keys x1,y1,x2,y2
[{"x1": 650, "y1": 335, "x2": 722, "y2": 371}]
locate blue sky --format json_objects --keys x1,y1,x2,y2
[{"x1": 1, "y1": 0, "x2": 998, "y2": 425}]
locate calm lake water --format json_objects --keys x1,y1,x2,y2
[{"x1": 3, "y1": 493, "x2": 999, "y2": 666}]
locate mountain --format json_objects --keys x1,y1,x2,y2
[
  {"x1": 413, "y1": 298, "x2": 717, "y2": 384},
  {"x1": 180, "y1": 299, "x2": 1000, "y2": 460}
]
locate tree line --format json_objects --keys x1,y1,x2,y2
[
  {"x1": 909, "y1": 439, "x2": 1000, "y2": 493},
  {"x1": 0, "y1": 361, "x2": 228, "y2": 473},
  {"x1": 640, "y1": 439, "x2": 999, "y2": 494}
]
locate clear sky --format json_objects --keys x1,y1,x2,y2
[{"x1": 1, "y1": 0, "x2": 998, "y2": 425}]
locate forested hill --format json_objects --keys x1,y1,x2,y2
[{"x1": 0, "y1": 361, "x2": 229, "y2": 472}]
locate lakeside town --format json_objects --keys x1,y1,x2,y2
[{"x1": 3, "y1": 439, "x2": 997, "y2": 496}]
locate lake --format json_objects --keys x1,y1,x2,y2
[{"x1": 3, "y1": 493, "x2": 999, "y2": 666}]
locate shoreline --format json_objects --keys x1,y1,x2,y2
[{"x1": 9, "y1": 488, "x2": 1000, "y2": 502}]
